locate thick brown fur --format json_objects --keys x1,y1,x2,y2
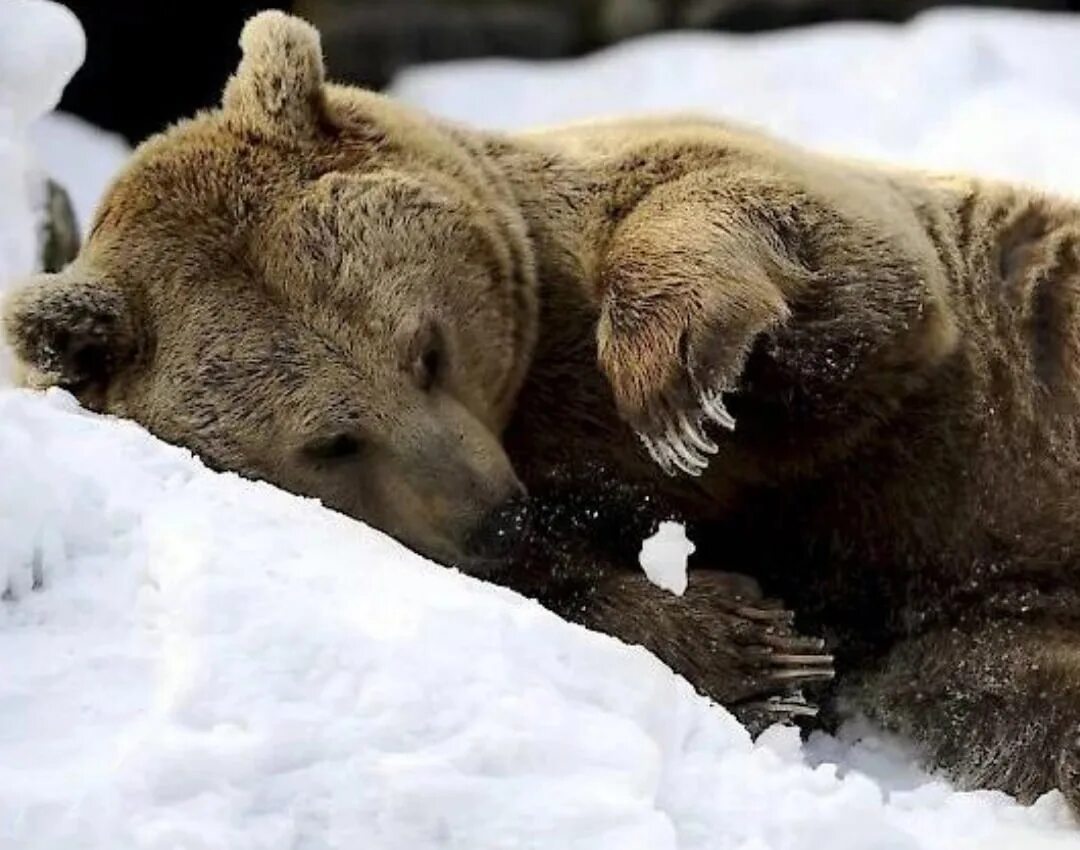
[{"x1": 7, "y1": 11, "x2": 1080, "y2": 813}]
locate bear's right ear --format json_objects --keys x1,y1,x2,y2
[
  {"x1": 222, "y1": 11, "x2": 326, "y2": 139},
  {"x1": 2, "y1": 273, "x2": 139, "y2": 390}
]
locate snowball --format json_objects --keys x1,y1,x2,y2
[{"x1": 639, "y1": 521, "x2": 695, "y2": 596}]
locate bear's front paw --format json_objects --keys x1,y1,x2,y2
[
  {"x1": 597, "y1": 283, "x2": 787, "y2": 477},
  {"x1": 665, "y1": 572, "x2": 834, "y2": 724},
  {"x1": 718, "y1": 598, "x2": 835, "y2": 701}
]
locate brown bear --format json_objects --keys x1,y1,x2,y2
[{"x1": 6, "y1": 11, "x2": 1080, "y2": 814}]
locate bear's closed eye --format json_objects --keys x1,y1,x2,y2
[{"x1": 302, "y1": 432, "x2": 364, "y2": 462}]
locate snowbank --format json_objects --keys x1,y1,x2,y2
[
  {"x1": 2, "y1": 389, "x2": 1077, "y2": 849},
  {"x1": 391, "y1": 8, "x2": 1080, "y2": 198},
  {"x1": 4, "y1": 5, "x2": 1080, "y2": 848}
]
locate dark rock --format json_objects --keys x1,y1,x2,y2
[{"x1": 37, "y1": 180, "x2": 80, "y2": 274}]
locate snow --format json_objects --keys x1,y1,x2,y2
[
  {"x1": 0, "y1": 0, "x2": 84, "y2": 276},
  {"x1": 3, "y1": 5, "x2": 1080, "y2": 848},
  {"x1": 639, "y1": 521, "x2": 694, "y2": 596},
  {"x1": 0, "y1": 0, "x2": 88, "y2": 383},
  {"x1": 30, "y1": 111, "x2": 130, "y2": 236},
  {"x1": 391, "y1": 8, "x2": 1080, "y2": 198},
  {"x1": 0, "y1": 0, "x2": 83, "y2": 131},
  {"x1": 2, "y1": 388, "x2": 1077, "y2": 849}
]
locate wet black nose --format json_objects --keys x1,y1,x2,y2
[{"x1": 466, "y1": 496, "x2": 531, "y2": 561}]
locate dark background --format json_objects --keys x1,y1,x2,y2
[{"x1": 58, "y1": 0, "x2": 1080, "y2": 144}]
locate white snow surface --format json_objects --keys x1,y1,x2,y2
[
  {"x1": 0, "y1": 0, "x2": 83, "y2": 131},
  {"x1": 391, "y1": 8, "x2": 1080, "y2": 198},
  {"x1": 2, "y1": 389, "x2": 1077, "y2": 850},
  {"x1": 30, "y1": 111, "x2": 130, "y2": 236},
  {"x1": 640, "y1": 521, "x2": 694, "y2": 596},
  {"x1": 5, "y1": 6, "x2": 1080, "y2": 848}
]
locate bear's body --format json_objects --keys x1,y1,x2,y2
[
  {"x1": 483, "y1": 122, "x2": 1080, "y2": 807},
  {"x1": 7, "y1": 12, "x2": 1080, "y2": 813}
]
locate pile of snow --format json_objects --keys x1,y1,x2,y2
[
  {"x1": 4, "y1": 4, "x2": 1080, "y2": 847},
  {"x1": 2, "y1": 389, "x2": 1077, "y2": 849},
  {"x1": 392, "y1": 7, "x2": 1080, "y2": 198}
]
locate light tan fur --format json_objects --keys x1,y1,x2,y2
[{"x1": 7, "y1": 12, "x2": 1080, "y2": 813}]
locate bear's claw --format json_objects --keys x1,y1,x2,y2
[
  {"x1": 747, "y1": 639, "x2": 834, "y2": 687},
  {"x1": 638, "y1": 387, "x2": 736, "y2": 477},
  {"x1": 700, "y1": 388, "x2": 737, "y2": 431},
  {"x1": 738, "y1": 645, "x2": 835, "y2": 686},
  {"x1": 732, "y1": 692, "x2": 820, "y2": 735}
]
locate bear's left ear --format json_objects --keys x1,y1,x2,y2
[
  {"x1": 222, "y1": 11, "x2": 325, "y2": 139},
  {"x1": 2, "y1": 273, "x2": 139, "y2": 390}
]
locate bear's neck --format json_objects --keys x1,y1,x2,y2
[
  {"x1": 473, "y1": 133, "x2": 654, "y2": 481},
  {"x1": 479, "y1": 134, "x2": 616, "y2": 313}
]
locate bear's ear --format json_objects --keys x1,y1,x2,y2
[
  {"x1": 222, "y1": 11, "x2": 326, "y2": 139},
  {"x1": 2, "y1": 273, "x2": 138, "y2": 390}
]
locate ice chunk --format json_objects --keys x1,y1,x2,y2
[{"x1": 639, "y1": 520, "x2": 695, "y2": 596}]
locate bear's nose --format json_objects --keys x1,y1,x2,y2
[{"x1": 466, "y1": 495, "x2": 531, "y2": 561}]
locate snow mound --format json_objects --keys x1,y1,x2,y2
[
  {"x1": 2, "y1": 388, "x2": 1077, "y2": 849},
  {"x1": 391, "y1": 8, "x2": 1080, "y2": 197}
]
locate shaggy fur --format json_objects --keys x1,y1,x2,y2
[{"x1": 7, "y1": 11, "x2": 1080, "y2": 812}]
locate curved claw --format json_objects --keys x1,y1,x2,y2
[
  {"x1": 640, "y1": 425, "x2": 709, "y2": 477},
  {"x1": 770, "y1": 653, "x2": 835, "y2": 668},
  {"x1": 640, "y1": 432, "x2": 678, "y2": 476},
  {"x1": 736, "y1": 604, "x2": 794, "y2": 624},
  {"x1": 733, "y1": 692, "x2": 820, "y2": 734},
  {"x1": 770, "y1": 666, "x2": 835, "y2": 685},
  {"x1": 701, "y1": 389, "x2": 736, "y2": 431},
  {"x1": 760, "y1": 694, "x2": 820, "y2": 718},
  {"x1": 663, "y1": 425, "x2": 709, "y2": 476},
  {"x1": 763, "y1": 633, "x2": 827, "y2": 654},
  {"x1": 637, "y1": 387, "x2": 734, "y2": 478},
  {"x1": 678, "y1": 411, "x2": 719, "y2": 455}
]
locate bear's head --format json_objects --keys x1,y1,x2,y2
[{"x1": 3, "y1": 11, "x2": 539, "y2": 570}]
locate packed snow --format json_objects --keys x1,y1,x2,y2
[
  {"x1": 639, "y1": 521, "x2": 694, "y2": 596},
  {"x1": 3, "y1": 3, "x2": 1080, "y2": 848},
  {"x1": 3, "y1": 388, "x2": 1078, "y2": 849}
]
